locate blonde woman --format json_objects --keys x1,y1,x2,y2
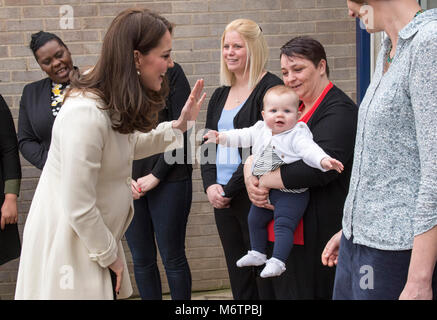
[{"x1": 201, "y1": 18, "x2": 282, "y2": 299}]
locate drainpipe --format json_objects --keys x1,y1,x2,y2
[{"x1": 355, "y1": 18, "x2": 371, "y2": 106}]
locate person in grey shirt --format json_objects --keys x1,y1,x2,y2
[{"x1": 322, "y1": 0, "x2": 437, "y2": 300}]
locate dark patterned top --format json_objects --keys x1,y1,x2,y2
[{"x1": 51, "y1": 82, "x2": 69, "y2": 117}]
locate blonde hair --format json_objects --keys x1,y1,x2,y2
[
  {"x1": 263, "y1": 85, "x2": 300, "y2": 110},
  {"x1": 220, "y1": 19, "x2": 268, "y2": 89}
]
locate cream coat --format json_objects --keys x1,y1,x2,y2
[{"x1": 15, "y1": 92, "x2": 183, "y2": 299}]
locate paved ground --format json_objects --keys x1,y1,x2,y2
[
  {"x1": 128, "y1": 289, "x2": 233, "y2": 300},
  {"x1": 164, "y1": 288, "x2": 233, "y2": 300},
  {"x1": 190, "y1": 289, "x2": 233, "y2": 300},
  {"x1": 128, "y1": 288, "x2": 233, "y2": 300}
]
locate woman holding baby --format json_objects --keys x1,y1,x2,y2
[{"x1": 244, "y1": 36, "x2": 358, "y2": 299}]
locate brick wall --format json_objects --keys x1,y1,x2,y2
[{"x1": 0, "y1": 0, "x2": 356, "y2": 300}]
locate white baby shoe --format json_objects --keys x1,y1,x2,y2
[
  {"x1": 236, "y1": 250, "x2": 267, "y2": 267},
  {"x1": 260, "y1": 257, "x2": 286, "y2": 278}
]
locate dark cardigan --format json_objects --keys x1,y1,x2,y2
[
  {"x1": 263, "y1": 85, "x2": 358, "y2": 299},
  {"x1": 200, "y1": 72, "x2": 283, "y2": 198},
  {"x1": 0, "y1": 94, "x2": 22, "y2": 265},
  {"x1": 17, "y1": 67, "x2": 79, "y2": 170},
  {"x1": 17, "y1": 77, "x2": 54, "y2": 170},
  {"x1": 0, "y1": 95, "x2": 21, "y2": 197}
]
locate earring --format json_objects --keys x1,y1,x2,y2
[{"x1": 137, "y1": 70, "x2": 140, "y2": 76}]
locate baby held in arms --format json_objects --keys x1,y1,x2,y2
[{"x1": 204, "y1": 85, "x2": 343, "y2": 278}]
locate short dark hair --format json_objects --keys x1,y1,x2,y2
[
  {"x1": 29, "y1": 31, "x2": 68, "y2": 60},
  {"x1": 280, "y1": 36, "x2": 330, "y2": 77}
]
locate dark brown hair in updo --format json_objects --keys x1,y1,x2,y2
[
  {"x1": 280, "y1": 36, "x2": 330, "y2": 78},
  {"x1": 68, "y1": 8, "x2": 174, "y2": 134}
]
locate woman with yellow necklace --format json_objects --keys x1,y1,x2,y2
[
  {"x1": 18, "y1": 31, "x2": 75, "y2": 170},
  {"x1": 322, "y1": 0, "x2": 437, "y2": 300}
]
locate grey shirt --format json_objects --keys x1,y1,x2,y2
[{"x1": 342, "y1": 9, "x2": 437, "y2": 250}]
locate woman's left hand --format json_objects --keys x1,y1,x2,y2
[
  {"x1": 399, "y1": 281, "x2": 433, "y2": 300},
  {"x1": 321, "y1": 230, "x2": 342, "y2": 267},
  {"x1": 172, "y1": 79, "x2": 206, "y2": 132},
  {"x1": 131, "y1": 180, "x2": 143, "y2": 200},
  {"x1": 108, "y1": 256, "x2": 124, "y2": 295},
  {"x1": 137, "y1": 174, "x2": 160, "y2": 195},
  {"x1": 0, "y1": 194, "x2": 18, "y2": 230},
  {"x1": 399, "y1": 226, "x2": 437, "y2": 300}
]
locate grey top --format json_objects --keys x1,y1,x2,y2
[{"x1": 342, "y1": 9, "x2": 437, "y2": 250}]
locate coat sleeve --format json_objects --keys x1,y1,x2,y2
[
  {"x1": 17, "y1": 87, "x2": 48, "y2": 170},
  {"x1": 58, "y1": 102, "x2": 118, "y2": 268},
  {"x1": 133, "y1": 121, "x2": 184, "y2": 161},
  {"x1": 0, "y1": 95, "x2": 21, "y2": 195}
]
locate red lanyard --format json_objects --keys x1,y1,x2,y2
[
  {"x1": 299, "y1": 81, "x2": 333, "y2": 123},
  {"x1": 267, "y1": 81, "x2": 334, "y2": 245}
]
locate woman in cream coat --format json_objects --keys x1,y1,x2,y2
[{"x1": 15, "y1": 9, "x2": 205, "y2": 300}]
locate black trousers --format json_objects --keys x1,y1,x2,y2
[
  {"x1": 109, "y1": 269, "x2": 117, "y2": 300},
  {"x1": 214, "y1": 190, "x2": 260, "y2": 300}
]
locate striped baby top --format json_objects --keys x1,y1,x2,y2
[{"x1": 253, "y1": 143, "x2": 307, "y2": 193}]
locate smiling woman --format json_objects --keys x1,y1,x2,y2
[
  {"x1": 17, "y1": 31, "x2": 75, "y2": 170},
  {"x1": 201, "y1": 18, "x2": 283, "y2": 300},
  {"x1": 243, "y1": 36, "x2": 358, "y2": 300},
  {"x1": 15, "y1": 8, "x2": 205, "y2": 300},
  {"x1": 280, "y1": 36, "x2": 330, "y2": 114},
  {"x1": 134, "y1": 30, "x2": 173, "y2": 92},
  {"x1": 32, "y1": 36, "x2": 73, "y2": 84}
]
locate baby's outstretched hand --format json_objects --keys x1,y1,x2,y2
[
  {"x1": 203, "y1": 130, "x2": 220, "y2": 144},
  {"x1": 321, "y1": 157, "x2": 344, "y2": 173}
]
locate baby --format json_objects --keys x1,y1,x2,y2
[{"x1": 203, "y1": 85, "x2": 343, "y2": 278}]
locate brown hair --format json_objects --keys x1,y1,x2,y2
[
  {"x1": 68, "y1": 9, "x2": 174, "y2": 134},
  {"x1": 280, "y1": 36, "x2": 330, "y2": 78},
  {"x1": 263, "y1": 85, "x2": 300, "y2": 110}
]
